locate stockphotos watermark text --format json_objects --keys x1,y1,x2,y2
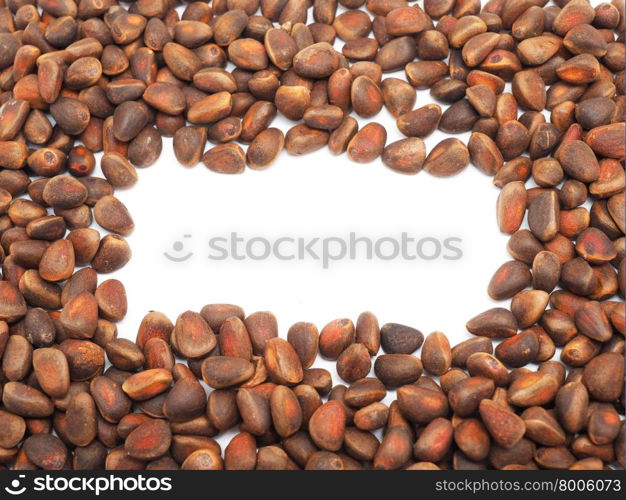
[
  {"x1": 163, "y1": 232, "x2": 464, "y2": 269},
  {"x1": 3, "y1": 474, "x2": 172, "y2": 496}
]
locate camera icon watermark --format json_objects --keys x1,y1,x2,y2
[
  {"x1": 4, "y1": 475, "x2": 27, "y2": 495},
  {"x1": 163, "y1": 234, "x2": 194, "y2": 262}
]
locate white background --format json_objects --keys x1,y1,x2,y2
[{"x1": 114, "y1": 100, "x2": 510, "y2": 348}]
